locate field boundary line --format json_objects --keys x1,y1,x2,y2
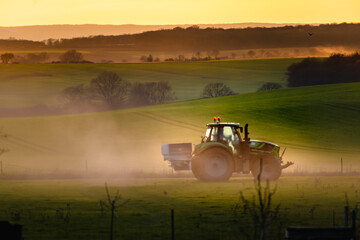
[
  {"x1": 134, "y1": 112, "x2": 203, "y2": 133},
  {"x1": 143, "y1": 111, "x2": 204, "y2": 131}
]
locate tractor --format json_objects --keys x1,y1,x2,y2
[{"x1": 161, "y1": 117, "x2": 293, "y2": 181}]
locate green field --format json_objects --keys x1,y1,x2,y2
[
  {"x1": 0, "y1": 58, "x2": 301, "y2": 108},
  {"x1": 0, "y1": 82, "x2": 359, "y2": 175},
  {"x1": 0, "y1": 177, "x2": 359, "y2": 240},
  {"x1": 0, "y1": 58, "x2": 359, "y2": 239}
]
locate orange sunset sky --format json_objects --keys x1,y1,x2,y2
[{"x1": 0, "y1": 0, "x2": 360, "y2": 26}]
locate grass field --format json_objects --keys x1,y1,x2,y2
[
  {"x1": 0, "y1": 58, "x2": 359, "y2": 240},
  {"x1": 0, "y1": 176, "x2": 359, "y2": 240},
  {"x1": 0, "y1": 58, "x2": 301, "y2": 108},
  {"x1": 0, "y1": 82, "x2": 359, "y2": 175}
]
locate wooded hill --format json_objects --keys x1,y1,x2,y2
[{"x1": 1, "y1": 23, "x2": 360, "y2": 51}]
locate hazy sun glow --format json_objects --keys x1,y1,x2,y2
[{"x1": 0, "y1": 0, "x2": 360, "y2": 26}]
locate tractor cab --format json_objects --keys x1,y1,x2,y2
[{"x1": 202, "y1": 117, "x2": 250, "y2": 156}]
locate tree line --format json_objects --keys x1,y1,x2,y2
[
  {"x1": 286, "y1": 53, "x2": 360, "y2": 87},
  {"x1": 58, "y1": 71, "x2": 176, "y2": 113},
  {"x1": 1, "y1": 23, "x2": 360, "y2": 51},
  {"x1": 0, "y1": 50, "x2": 88, "y2": 64}
]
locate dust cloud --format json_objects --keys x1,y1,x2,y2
[
  {"x1": 0, "y1": 114, "x2": 172, "y2": 179},
  {"x1": 1, "y1": 111, "x2": 359, "y2": 178}
]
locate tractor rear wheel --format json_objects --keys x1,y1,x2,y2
[
  {"x1": 251, "y1": 156, "x2": 282, "y2": 181},
  {"x1": 192, "y1": 148, "x2": 233, "y2": 182}
]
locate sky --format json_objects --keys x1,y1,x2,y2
[{"x1": 0, "y1": 0, "x2": 360, "y2": 26}]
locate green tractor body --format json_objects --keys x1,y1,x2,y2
[{"x1": 161, "y1": 120, "x2": 293, "y2": 181}]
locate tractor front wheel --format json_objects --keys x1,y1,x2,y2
[
  {"x1": 251, "y1": 156, "x2": 282, "y2": 181},
  {"x1": 192, "y1": 148, "x2": 233, "y2": 182}
]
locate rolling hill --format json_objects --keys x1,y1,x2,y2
[
  {"x1": 0, "y1": 82, "x2": 359, "y2": 176},
  {"x1": 0, "y1": 23, "x2": 295, "y2": 41},
  {"x1": 0, "y1": 58, "x2": 301, "y2": 108}
]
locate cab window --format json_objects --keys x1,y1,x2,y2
[
  {"x1": 204, "y1": 127, "x2": 211, "y2": 142},
  {"x1": 209, "y1": 127, "x2": 219, "y2": 142},
  {"x1": 220, "y1": 126, "x2": 234, "y2": 143}
]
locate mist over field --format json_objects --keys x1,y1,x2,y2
[{"x1": 1, "y1": 81, "x2": 359, "y2": 177}]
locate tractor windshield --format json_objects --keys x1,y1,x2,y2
[
  {"x1": 204, "y1": 126, "x2": 219, "y2": 142},
  {"x1": 203, "y1": 127, "x2": 211, "y2": 142},
  {"x1": 205, "y1": 125, "x2": 241, "y2": 147}
]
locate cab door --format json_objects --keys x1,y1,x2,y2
[{"x1": 219, "y1": 126, "x2": 240, "y2": 155}]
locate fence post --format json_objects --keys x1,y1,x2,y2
[
  {"x1": 257, "y1": 157, "x2": 263, "y2": 182},
  {"x1": 344, "y1": 206, "x2": 349, "y2": 226},
  {"x1": 341, "y1": 157, "x2": 343, "y2": 175},
  {"x1": 171, "y1": 209, "x2": 175, "y2": 240},
  {"x1": 352, "y1": 210, "x2": 356, "y2": 240}
]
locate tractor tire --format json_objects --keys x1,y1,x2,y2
[
  {"x1": 251, "y1": 156, "x2": 282, "y2": 181},
  {"x1": 192, "y1": 148, "x2": 233, "y2": 182}
]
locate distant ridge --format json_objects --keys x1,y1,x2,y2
[{"x1": 0, "y1": 23, "x2": 301, "y2": 41}]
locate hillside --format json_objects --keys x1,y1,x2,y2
[
  {"x1": 1, "y1": 23, "x2": 360, "y2": 51},
  {"x1": 0, "y1": 58, "x2": 301, "y2": 109},
  {"x1": 0, "y1": 23, "x2": 295, "y2": 41},
  {"x1": 0, "y1": 82, "x2": 359, "y2": 176}
]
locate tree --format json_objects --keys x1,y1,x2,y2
[
  {"x1": 257, "y1": 82, "x2": 283, "y2": 92},
  {"x1": 101, "y1": 182, "x2": 129, "y2": 240},
  {"x1": 59, "y1": 49, "x2": 83, "y2": 63},
  {"x1": 140, "y1": 55, "x2": 147, "y2": 62},
  {"x1": 286, "y1": 53, "x2": 360, "y2": 87},
  {"x1": 201, "y1": 83, "x2": 235, "y2": 98},
  {"x1": 1, "y1": 53, "x2": 14, "y2": 64},
  {"x1": 148, "y1": 81, "x2": 175, "y2": 104},
  {"x1": 57, "y1": 84, "x2": 86, "y2": 105},
  {"x1": 0, "y1": 129, "x2": 9, "y2": 176},
  {"x1": 140, "y1": 54, "x2": 154, "y2": 62},
  {"x1": 210, "y1": 49, "x2": 220, "y2": 59},
  {"x1": 129, "y1": 81, "x2": 175, "y2": 106},
  {"x1": 147, "y1": 54, "x2": 153, "y2": 62},
  {"x1": 178, "y1": 54, "x2": 185, "y2": 61},
  {"x1": 232, "y1": 159, "x2": 281, "y2": 240},
  {"x1": 247, "y1": 50, "x2": 256, "y2": 58},
  {"x1": 195, "y1": 51, "x2": 202, "y2": 59},
  {"x1": 90, "y1": 71, "x2": 129, "y2": 107},
  {"x1": 27, "y1": 52, "x2": 49, "y2": 63}
]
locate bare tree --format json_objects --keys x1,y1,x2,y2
[
  {"x1": 101, "y1": 182, "x2": 129, "y2": 240},
  {"x1": 247, "y1": 50, "x2": 256, "y2": 58},
  {"x1": 195, "y1": 51, "x2": 202, "y2": 59},
  {"x1": 1, "y1": 53, "x2": 14, "y2": 64},
  {"x1": 257, "y1": 82, "x2": 283, "y2": 92},
  {"x1": 201, "y1": 83, "x2": 235, "y2": 98},
  {"x1": 59, "y1": 50, "x2": 83, "y2": 63},
  {"x1": 232, "y1": 160, "x2": 281, "y2": 240},
  {"x1": 139, "y1": 54, "x2": 154, "y2": 62},
  {"x1": 129, "y1": 81, "x2": 175, "y2": 106},
  {"x1": 0, "y1": 129, "x2": 9, "y2": 176},
  {"x1": 27, "y1": 52, "x2": 49, "y2": 63},
  {"x1": 90, "y1": 71, "x2": 129, "y2": 107},
  {"x1": 211, "y1": 49, "x2": 220, "y2": 59},
  {"x1": 147, "y1": 54, "x2": 153, "y2": 62},
  {"x1": 178, "y1": 54, "x2": 185, "y2": 61},
  {"x1": 149, "y1": 81, "x2": 175, "y2": 104},
  {"x1": 57, "y1": 84, "x2": 86, "y2": 105}
]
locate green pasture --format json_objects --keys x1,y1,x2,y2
[
  {"x1": 0, "y1": 176, "x2": 359, "y2": 240},
  {"x1": 0, "y1": 58, "x2": 301, "y2": 108},
  {"x1": 0, "y1": 82, "x2": 359, "y2": 175}
]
